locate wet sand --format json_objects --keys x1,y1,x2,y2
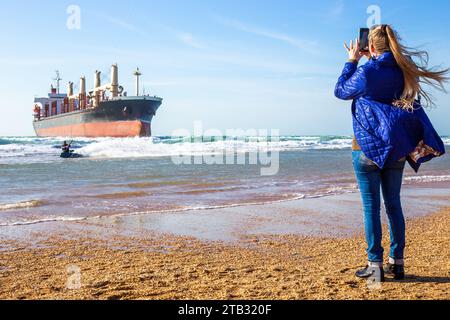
[{"x1": 0, "y1": 192, "x2": 449, "y2": 300}]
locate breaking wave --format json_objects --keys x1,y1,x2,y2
[
  {"x1": 78, "y1": 136, "x2": 354, "y2": 159},
  {"x1": 0, "y1": 135, "x2": 448, "y2": 164}
]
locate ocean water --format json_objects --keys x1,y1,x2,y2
[{"x1": 0, "y1": 136, "x2": 449, "y2": 227}]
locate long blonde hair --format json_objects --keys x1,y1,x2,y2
[{"x1": 369, "y1": 24, "x2": 449, "y2": 110}]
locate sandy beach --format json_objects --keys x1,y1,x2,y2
[
  {"x1": 2, "y1": 0, "x2": 450, "y2": 305},
  {"x1": 1, "y1": 194, "x2": 448, "y2": 300},
  {"x1": 1, "y1": 138, "x2": 449, "y2": 301}
]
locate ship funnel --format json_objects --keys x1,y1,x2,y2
[
  {"x1": 111, "y1": 64, "x2": 119, "y2": 97},
  {"x1": 80, "y1": 76, "x2": 86, "y2": 95},
  {"x1": 68, "y1": 82, "x2": 74, "y2": 97},
  {"x1": 133, "y1": 68, "x2": 142, "y2": 96},
  {"x1": 94, "y1": 70, "x2": 101, "y2": 89},
  {"x1": 93, "y1": 71, "x2": 101, "y2": 108},
  {"x1": 79, "y1": 76, "x2": 86, "y2": 109}
]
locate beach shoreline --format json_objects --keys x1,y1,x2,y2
[{"x1": 1, "y1": 201, "x2": 448, "y2": 300}]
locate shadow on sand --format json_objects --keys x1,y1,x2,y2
[{"x1": 385, "y1": 275, "x2": 450, "y2": 284}]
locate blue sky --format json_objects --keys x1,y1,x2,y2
[{"x1": 0, "y1": 0, "x2": 449, "y2": 136}]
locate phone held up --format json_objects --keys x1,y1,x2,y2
[{"x1": 359, "y1": 28, "x2": 370, "y2": 53}]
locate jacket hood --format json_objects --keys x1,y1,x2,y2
[{"x1": 372, "y1": 51, "x2": 397, "y2": 67}]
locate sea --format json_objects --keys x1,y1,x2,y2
[{"x1": 1, "y1": 136, "x2": 449, "y2": 228}]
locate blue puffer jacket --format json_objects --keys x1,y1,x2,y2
[{"x1": 335, "y1": 52, "x2": 445, "y2": 172}]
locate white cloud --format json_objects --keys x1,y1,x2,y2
[
  {"x1": 178, "y1": 32, "x2": 207, "y2": 49},
  {"x1": 216, "y1": 17, "x2": 318, "y2": 53},
  {"x1": 329, "y1": 0, "x2": 344, "y2": 18},
  {"x1": 102, "y1": 14, "x2": 148, "y2": 38}
]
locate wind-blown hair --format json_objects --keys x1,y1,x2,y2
[{"x1": 369, "y1": 24, "x2": 449, "y2": 110}]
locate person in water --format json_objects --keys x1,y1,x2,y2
[
  {"x1": 335, "y1": 25, "x2": 448, "y2": 282},
  {"x1": 61, "y1": 141, "x2": 71, "y2": 153}
]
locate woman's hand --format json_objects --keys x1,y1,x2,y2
[{"x1": 344, "y1": 39, "x2": 364, "y2": 62}]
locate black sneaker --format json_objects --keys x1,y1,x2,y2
[
  {"x1": 355, "y1": 266, "x2": 385, "y2": 282},
  {"x1": 384, "y1": 263, "x2": 405, "y2": 280}
]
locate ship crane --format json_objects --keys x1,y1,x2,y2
[{"x1": 53, "y1": 71, "x2": 62, "y2": 94}]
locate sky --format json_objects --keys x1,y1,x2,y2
[{"x1": 0, "y1": 0, "x2": 449, "y2": 136}]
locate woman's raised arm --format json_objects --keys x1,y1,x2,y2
[{"x1": 334, "y1": 63, "x2": 367, "y2": 100}]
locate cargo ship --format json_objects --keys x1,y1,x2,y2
[{"x1": 33, "y1": 65, "x2": 162, "y2": 137}]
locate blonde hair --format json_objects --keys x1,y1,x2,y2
[{"x1": 369, "y1": 24, "x2": 449, "y2": 110}]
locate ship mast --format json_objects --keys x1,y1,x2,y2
[
  {"x1": 133, "y1": 68, "x2": 142, "y2": 96},
  {"x1": 53, "y1": 70, "x2": 62, "y2": 94}
]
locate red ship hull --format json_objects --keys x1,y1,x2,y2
[{"x1": 34, "y1": 120, "x2": 151, "y2": 138}]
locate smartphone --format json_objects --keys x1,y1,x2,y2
[{"x1": 359, "y1": 28, "x2": 370, "y2": 52}]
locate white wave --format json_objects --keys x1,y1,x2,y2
[
  {"x1": 77, "y1": 137, "x2": 353, "y2": 159},
  {"x1": 0, "y1": 136, "x2": 100, "y2": 164},
  {"x1": 1, "y1": 135, "x2": 446, "y2": 164},
  {"x1": 0, "y1": 187, "x2": 358, "y2": 227},
  {"x1": 2, "y1": 193, "x2": 309, "y2": 227},
  {"x1": 0, "y1": 200, "x2": 45, "y2": 211},
  {"x1": 404, "y1": 175, "x2": 450, "y2": 183},
  {"x1": 0, "y1": 196, "x2": 305, "y2": 227},
  {"x1": 0, "y1": 216, "x2": 87, "y2": 227},
  {"x1": 443, "y1": 138, "x2": 450, "y2": 146}
]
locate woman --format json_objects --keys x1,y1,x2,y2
[{"x1": 335, "y1": 25, "x2": 448, "y2": 282}]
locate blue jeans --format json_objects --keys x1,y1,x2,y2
[{"x1": 352, "y1": 151, "x2": 406, "y2": 263}]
